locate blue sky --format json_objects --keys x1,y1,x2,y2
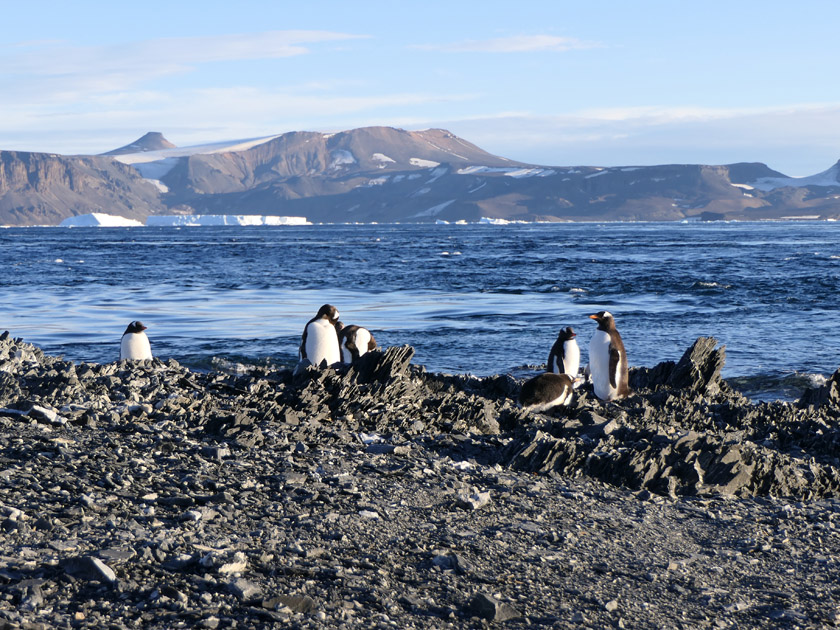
[{"x1": 2, "y1": 0, "x2": 840, "y2": 175}]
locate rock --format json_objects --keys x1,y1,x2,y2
[
  {"x1": 228, "y1": 578, "x2": 263, "y2": 602},
  {"x1": 61, "y1": 556, "x2": 117, "y2": 584},
  {"x1": 798, "y1": 368, "x2": 840, "y2": 409},
  {"x1": 263, "y1": 595, "x2": 318, "y2": 614},
  {"x1": 466, "y1": 592, "x2": 521, "y2": 622},
  {"x1": 455, "y1": 490, "x2": 491, "y2": 511},
  {"x1": 3, "y1": 333, "x2": 840, "y2": 628},
  {"x1": 667, "y1": 337, "x2": 725, "y2": 395}
]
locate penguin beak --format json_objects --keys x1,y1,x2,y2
[{"x1": 589, "y1": 314, "x2": 599, "y2": 321}]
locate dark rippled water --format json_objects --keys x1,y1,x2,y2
[{"x1": 2, "y1": 222, "x2": 839, "y2": 400}]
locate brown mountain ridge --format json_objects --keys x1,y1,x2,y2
[{"x1": 1, "y1": 126, "x2": 839, "y2": 226}]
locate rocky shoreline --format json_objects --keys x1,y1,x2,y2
[{"x1": 2, "y1": 332, "x2": 840, "y2": 628}]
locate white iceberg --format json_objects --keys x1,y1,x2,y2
[
  {"x1": 59, "y1": 213, "x2": 144, "y2": 227},
  {"x1": 145, "y1": 214, "x2": 311, "y2": 226}
]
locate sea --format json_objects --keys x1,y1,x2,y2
[{"x1": 2, "y1": 221, "x2": 838, "y2": 401}]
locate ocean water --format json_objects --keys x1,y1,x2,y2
[{"x1": 2, "y1": 222, "x2": 839, "y2": 400}]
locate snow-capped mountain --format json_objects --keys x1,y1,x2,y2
[{"x1": 1, "y1": 126, "x2": 839, "y2": 226}]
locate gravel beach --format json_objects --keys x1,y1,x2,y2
[{"x1": 1, "y1": 332, "x2": 840, "y2": 629}]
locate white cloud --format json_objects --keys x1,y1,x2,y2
[{"x1": 418, "y1": 34, "x2": 599, "y2": 53}]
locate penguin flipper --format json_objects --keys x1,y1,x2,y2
[
  {"x1": 609, "y1": 345, "x2": 620, "y2": 389},
  {"x1": 299, "y1": 327, "x2": 309, "y2": 360}
]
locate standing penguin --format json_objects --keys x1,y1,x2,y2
[
  {"x1": 337, "y1": 323, "x2": 377, "y2": 363},
  {"x1": 300, "y1": 304, "x2": 341, "y2": 367},
  {"x1": 547, "y1": 326, "x2": 580, "y2": 377},
  {"x1": 120, "y1": 321, "x2": 153, "y2": 361},
  {"x1": 588, "y1": 311, "x2": 630, "y2": 401},
  {"x1": 519, "y1": 373, "x2": 575, "y2": 412}
]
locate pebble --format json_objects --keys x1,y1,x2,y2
[{"x1": 0, "y1": 334, "x2": 839, "y2": 628}]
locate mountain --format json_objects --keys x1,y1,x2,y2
[
  {"x1": 0, "y1": 150, "x2": 164, "y2": 226},
  {"x1": 1, "y1": 126, "x2": 839, "y2": 226},
  {"x1": 102, "y1": 131, "x2": 176, "y2": 156}
]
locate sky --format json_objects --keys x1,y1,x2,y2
[{"x1": 2, "y1": 0, "x2": 840, "y2": 176}]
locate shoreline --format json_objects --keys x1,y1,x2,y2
[{"x1": 1, "y1": 333, "x2": 840, "y2": 627}]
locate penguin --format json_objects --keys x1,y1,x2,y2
[
  {"x1": 299, "y1": 304, "x2": 341, "y2": 367},
  {"x1": 588, "y1": 311, "x2": 631, "y2": 401},
  {"x1": 337, "y1": 323, "x2": 377, "y2": 363},
  {"x1": 518, "y1": 373, "x2": 575, "y2": 412},
  {"x1": 120, "y1": 321, "x2": 152, "y2": 361},
  {"x1": 547, "y1": 326, "x2": 580, "y2": 378}
]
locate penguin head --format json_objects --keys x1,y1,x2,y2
[
  {"x1": 124, "y1": 321, "x2": 147, "y2": 334},
  {"x1": 589, "y1": 311, "x2": 615, "y2": 331},
  {"x1": 557, "y1": 326, "x2": 576, "y2": 341},
  {"x1": 316, "y1": 304, "x2": 340, "y2": 324}
]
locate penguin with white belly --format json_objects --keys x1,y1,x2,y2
[
  {"x1": 299, "y1": 304, "x2": 341, "y2": 367},
  {"x1": 588, "y1": 311, "x2": 631, "y2": 401},
  {"x1": 547, "y1": 326, "x2": 580, "y2": 378},
  {"x1": 519, "y1": 372, "x2": 575, "y2": 412},
  {"x1": 120, "y1": 321, "x2": 153, "y2": 361},
  {"x1": 336, "y1": 323, "x2": 377, "y2": 363}
]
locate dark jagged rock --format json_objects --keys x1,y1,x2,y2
[
  {"x1": 629, "y1": 336, "x2": 725, "y2": 395},
  {"x1": 667, "y1": 336, "x2": 726, "y2": 395},
  {"x1": 798, "y1": 368, "x2": 840, "y2": 411},
  {"x1": 2, "y1": 333, "x2": 840, "y2": 628}
]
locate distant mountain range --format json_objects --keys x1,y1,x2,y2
[{"x1": 1, "y1": 126, "x2": 839, "y2": 226}]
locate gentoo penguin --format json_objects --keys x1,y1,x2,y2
[
  {"x1": 120, "y1": 321, "x2": 152, "y2": 361},
  {"x1": 519, "y1": 373, "x2": 575, "y2": 412},
  {"x1": 299, "y1": 304, "x2": 341, "y2": 367},
  {"x1": 336, "y1": 323, "x2": 377, "y2": 363},
  {"x1": 588, "y1": 311, "x2": 631, "y2": 401},
  {"x1": 547, "y1": 326, "x2": 580, "y2": 378}
]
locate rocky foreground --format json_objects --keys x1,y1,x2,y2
[{"x1": 2, "y1": 332, "x2": 840, "y2": 629}]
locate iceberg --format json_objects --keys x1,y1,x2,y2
[
  {"x1": 59, "y1": 213, "x2": 143, "y2": 227},
  {"x1": 145, "y1": 215, "x2": 311, "y2": 226}
]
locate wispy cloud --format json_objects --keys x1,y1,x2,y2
[
  {"x1": 2, "y1": 30, "x2": 368, "y2": 86},
  {"x1": 417, "y1": 34, "x2": 599, "y2": 53}
]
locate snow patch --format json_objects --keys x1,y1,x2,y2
[
  {"x1": 750, "y1": 163, "x2": 840, "y2": 191},
  {"x1": 427, "y1": 167, "x2": 448, "y2": 183},
  {"x1": 413, "y1": 200, "x2": 455, "y2": 218},
  {"x1": 410, "y1": 158, "x2": 440, "y2": 168},
  {"x1": 330, "y1": 150, "x2": 357, "y2": 170},
  {"x1": 585, "y1": 170, "x2": 609, "y2": 179},
  {"x1": 505, "y1": 168, "x2": 557, "y2": 179},
  {"x1": 131, "y1": 157, "x2": 180, "y2": 180},
  {"x1": 358, "y1": 176, "x2": 389, "y2": 188},
  {"x1": 148, "y1": 179, "x2": 169, "y2": 193},
  {"x1": 59, "y1": 213, "x2": 143, "y2": 227},
  {"x1": 457, "y1": 166, "x2": 514, "y2": 175},
  {"x1": 371, "y1": 153, "x2": 395, "y2": 164},
  {"x1": 113, "y1": 135, "x2": 281, "y2": 165}
]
